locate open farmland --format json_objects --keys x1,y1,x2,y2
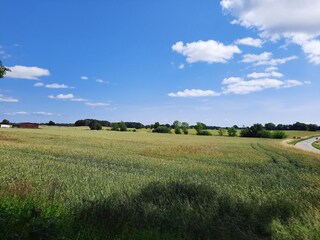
[{"x1": 0, "y1": 127, "x2": 320, "y2": 239}]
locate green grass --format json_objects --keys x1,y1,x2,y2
[
  {"x1": 312, "y1": 140, "x2": 320, "y2": 150},
  {"x1": 0, "y1": 126, "x2": 320, "y2": 239}
]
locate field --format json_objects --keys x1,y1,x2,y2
[{"x1": 0, "y1": 126, "x2": 320, "y2": 239}]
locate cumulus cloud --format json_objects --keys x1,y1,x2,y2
[
  {"x1": 172, "y1": 40, "x2": 241, "y2": 64},
  {"x1": 222, "y1": 77, "x2": 303, "y2": 94},
  {"x1": 6, "y1": 65, "x2": 50, "y2": 80},
  {"x1": 242, "y1": 52, "x2": 297, "y2": 66},
  {"x1": 247, "y1": 71, "x2": 283, "y2": 79},
  {"x1": 95, "y1": 79, "x2": 106, "y2": 84},
  {"x1": 235, "y1": 37, "x2": 263, "y2": 47},
  {"x1": 0, "y1": 94, "x2": 18, "y2": 102},
  {"x1": 220, "y1": 0, "x2": 320, "y2": 64},
  {"x1": 168, "y1": 89, "x2": 221, "y2": 97},
  {"x1": 81, "y1": 76, "x2": 88, "y2": 80}
]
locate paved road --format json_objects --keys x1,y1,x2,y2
[{"x1": 295, "y1": 137, "x2": 320, "y2": 154}]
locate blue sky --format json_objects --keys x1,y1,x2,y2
[{"x1": 1, "y1": 0, "x2": 319, "y2": 126}]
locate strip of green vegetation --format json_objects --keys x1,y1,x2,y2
[
  {"x1": 288, "y1": 135, "x2": 320, "y2": 145},
  {"x1": 312, "y1": 141, "x2": 320, "y2": 150},
  {"x1": 0, "y1": 127, "x2": 320, "y2": 239}
]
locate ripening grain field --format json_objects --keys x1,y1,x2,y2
[{"x1": 0, "y1": 127, "x2": 320, "y2": 239}]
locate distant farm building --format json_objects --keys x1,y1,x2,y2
[
  {"x1": 0, "y1": 124, "x2": 12, "y2": 128},
  {"x1": 17, "y1": 123, "x2": 39, "y2": 129}
]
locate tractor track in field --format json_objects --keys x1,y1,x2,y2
[{"x1": 251, "y1": 143, "x2": 302, "y2": 169}]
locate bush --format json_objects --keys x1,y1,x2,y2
[
  {"x1": 197, "y1": 130, "x2": 212, "y2": 136},
  {"x1": 111, "y1": 123, "x2": 120, "y2": 131},
  {"x1": 218, "y1": 128, "x2": 226, "y2": 136},
  {"x1": 152, "y1": 126, "x2": 171, "y2": 133},
  {"x1": 174, "y1": 127, "x2": 182, "y2": 134},
  {"x1": 272, "y1": 131, "x2": 288, "y2": 139},
  {"x1": 89, "y1": 120, "x2": 102, "y2": 130},
  {"x1": 119, "y1": 122, "x2": 127, "y2": 132},
  {"x1": 227, "y1": 127, "x2": 237, "y2": 137},
  {"x1": 259, "y1": 130, "x2": 271, "y2": 138}
]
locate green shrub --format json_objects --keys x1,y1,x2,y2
[
  {"x1": 272, "y1": 131, "x2": 288, "y2": 139},
  {"x1": 197, "y1": 130, "x2": 212, "y2": 136},
  {"x1": 227, "y1": 127, "x2": 237, "y2": 137},
  {"x1": 259, "y1": 130, "x2": 271, "y2": 138},
  {"x1": 89, "y1": 120, "x2": 102, "y2": 130},
  {"x1": 152, "y1": 126, "x2": 171, "y2": 133}
]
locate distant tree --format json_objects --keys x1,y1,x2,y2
[
  {"x1": 276, "y1": 124, "x2": 285, "y2": 130},
  {"x1": 292, "y1": 122, "x2": 307, "y2": 131},
  {"x1": 181, "y1": 122, "x2": 189, "y2": 134},
  {"x1": 194, "y1": 122, "x2": 206, "y2": 135},
  {"x1": 232, "y1": 125, "x2": 239, "y2": 129},
  {"x1": 1, "y1": 119, "x2": 10, "y2": 124},
  {"x1": 172, "y1": 120, "x2": 182, "y2": 134},
  {"x1": 307, "y1": 124, "x2": 318, "y2": 132},
  {"x1": 153, "y1": 122, "x2": 160, "y2": 129},
  {"x1": 111, "y1": 123, "x2": 120, "y2": 131},
  {"x1": 0, "y1": 61, "x2": 10, "y2": 78},
  {"x1": 218, "y1": 128, "x2": 226, "y2": 136},
  {"x1": 227, "y1": 127, "x2": 237, "y2": 137},
  {"x1": 89, "y1": 120, "x2": 102, "y2": 130},
  {"x1": 48, "y1": 120, "x2": 55, "y2": 126},
  {"x1": 119, "y1": 121, "x2": 127, "y2": 131},
  {"x1": 264, "y1": 123, "x2": 276, "y2": 130}
]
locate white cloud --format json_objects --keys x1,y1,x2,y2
[
  {"x1": 220, "y1": 0, "x2": 320, "y2": 37},
  {"x1": 70, "y1": 98, "x2": 88, "y2": 102},
  {"x1": 220, "y1": 0, "x2": 320, "y2": 64},
  {"x1": 85, "y1": 102, "x2": 110, "y2": 107},
  {"x1": 49, "y1": 94, "x2": 74, "y2": 100},
  {"x1": 242, "y1": 52, "x2": 297, "y2": 66},
  {"x1": 168, "y1": 89, "x2": 220, "y2": 97},
  {"x1": 6, "y1": 65, "x2": 50, "y2": 80},
  {"x1": 96, "y1": 79, "x2": 105, "y2": 83},
  {"x1": 34, "y1": 82, "x2": 73, "y2": 89},
  {"x1": 222, "y1": 77, "x2": 303, "y2": 94},
  {"x1": 265, "y1": 66, "x2": 278, "y2": 72},
  {"x1": 49, "y1": 93, "x2": 88, "y2": 103},
  {"x1": 291, "y1": 34, "x2": 320, "y2": 64},
  {"x1": 172, "y1": 40, "x2": 241, "y2": 64},
  {"x1": 242, "y1": 52, "x2": 271, "y2": 63},
  {"x1": 45, "y1": 83, "x2": 71, "y2": 89},
  {"x1": 178, "y1": 63, "x2": 185, "y2": 69},
  {"x1": 81, "y1": 76, "x2": 88, "y2": 80},
  {"x1": 247, "y1": 71, "x2": 283, "y2": 79},
  {"x1": 34, "y1": 82, "x2": 44, "y2": 87},
  {"x1": 235, "y1": 37, "x2": 263, "y2": 47},
  {"x1": 33, "y1": 112, "x2": 54, "y2": 116},
  {"x1": 222, "y1": 77, "x2": 243, "y2": 84},
  {"x1": 4, "y1": 111, "x2": 28, "y2": 116},
  {"x1": 0, "y1": 94, "x2": 18, "y2": 102}
]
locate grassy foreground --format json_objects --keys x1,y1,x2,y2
[{"x1": 0, "y1": 127, "x2": 320, "y2": 239}]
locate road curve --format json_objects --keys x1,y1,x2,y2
[{"x1": 295, "y1": 137, "x2": 320, "y2": 154}]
